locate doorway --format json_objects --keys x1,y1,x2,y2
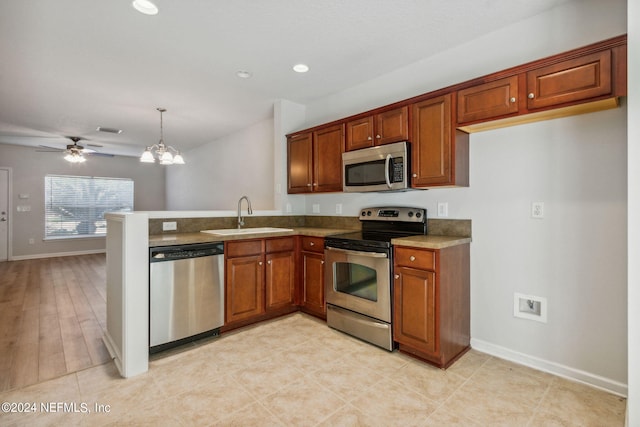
[{"x1": 0, "y1": 168, "x2": 10, "y2": 261}]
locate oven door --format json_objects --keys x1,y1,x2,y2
[{"x1": 324, "y1": 246, "x2": 391, "y2": 322}]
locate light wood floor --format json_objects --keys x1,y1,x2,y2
[{"x1": 0, "y1": 254, "x2": 110, "y2": 392}]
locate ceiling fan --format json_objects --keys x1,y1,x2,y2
[{"x1": 37, "y1": 136, "x2": 114, "y2": 163}]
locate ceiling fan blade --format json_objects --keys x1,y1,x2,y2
[
  {"x1": 38, "y1": 145, "x2": 64, "y2": 151},
  {"x1": 86, "y1": 152, "x2": 114, "y2": 157}
]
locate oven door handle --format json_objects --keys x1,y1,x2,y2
[
  {"x1": 384, "y1": 154, "x2": 393, "y2": 189},
  {"x1": 325, "y1": 247, "x2": 388, "y2": 258}
]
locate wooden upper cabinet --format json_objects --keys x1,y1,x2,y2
[
  {"x1": 411, "y1": 94, "x2": 469, "y2": 188},
  {"x1": 345, "y1": 106, "x2": 408, "y2": 151},
  {"x1": 526, "y1": 50, "x2": 612, "y2": 110},
  {"x1": 313, "y1": 124, "x2": 344, "y2": 192},
  {"x1": 287, "y1": 124, "x2": 344, "y2": 194},
  {"x1": 287, "y1": 132, "x2": 313, "y2": 193},
  {"x1": 457, "y1": 76, "x2": 519, "y2": 124}
]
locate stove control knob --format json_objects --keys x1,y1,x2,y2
[
  {"x1": 361, "y1": 210, "x2": 366, "y2": 217},
  {"x1": 416, "y1": 212, "x2": 422, "y2": 218},
  {"x1": 408, "y1": 211, "x2": 414, "y2": 218},
  {"x1": 367, "y1": 211, "x2": 372, "y2": 216}
]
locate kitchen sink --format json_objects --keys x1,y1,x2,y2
[{"x1": 200, "y1": 227, "x2": 293, "y2": 236}]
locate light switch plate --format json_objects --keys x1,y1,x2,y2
[
  {"x1": 437, "y1": 202, "x2": 448, "y2": 217},
  {"x1": 531, "y1": 202, "x2": 544, "y2": 219},
  {"x1": 312, "y1": 204, "x2": 320, "y2": 214}
]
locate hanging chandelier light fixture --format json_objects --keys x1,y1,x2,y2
[
  {"x1": 64, "y1": 137, "x2": 87, "y2": 163},
  {"x1": 140, "y1": 108, "x2": 185, "y2": 165}
]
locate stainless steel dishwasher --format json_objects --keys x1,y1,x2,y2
[{"x1": 149, "y1": 242, "x2": 224, "y2": 353}]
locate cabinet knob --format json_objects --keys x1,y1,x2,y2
[
  {"x1": 376, "y1": 134, "x2": 381, "y2": 139},
  {"x1": 267, "y1": 260, "x2": 271, "y2": 265},
  {"x1": 394, "y1": 274, "x2": 400, "y2": 279},
  {"x1": 510, "y1": 97, "x2": 516, "y2": 103},
  {"x1": 307, "y1": 183, "x2": 312, "y2": 187},
  {"x1": 528, "y1": 93, "x2": 535, "y2": 99},
  {"x1": 412, "y1": 173, "x2": 417, "y2": 178},
  {"x1": 367, "y1": 136, "x2": 372, "y2": 140},
  {"x1": 321, "y1": 260, "x2": 325, "y2": 265},
  {"x1": 313, "y1": 183, "x2": 317, "y2": 187},
  {"x1": 259, "y1": 261, "x2": 263, "y2": 266},
  {"x1": 409, "y1": 255, "x2": 416, "y2": 261},
  {"x1": 310, "y1": 242, "x2": 314, "y2": 246}
]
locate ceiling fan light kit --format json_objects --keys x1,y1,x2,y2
[{"x1": 140, "y1": 108, "x2": 185, "y2": 165}]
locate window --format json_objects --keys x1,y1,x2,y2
[{"x1": 44, "y1": 175, "x2": 134, "y2": 239}]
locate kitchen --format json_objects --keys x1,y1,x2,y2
[{"x1": 0, "y1": 0, "x2": 638, "y2": 425}]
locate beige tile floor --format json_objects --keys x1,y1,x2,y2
[{"x1": 0, "y1": 313, "x2": 626, "y2": 426}]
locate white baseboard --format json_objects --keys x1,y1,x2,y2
[
  {"x1": 10, "y1": 249, "x2": 106, "y2": 261},
  {"x1": 471, "y1": 338, "x2": 628, "y2": 398}
]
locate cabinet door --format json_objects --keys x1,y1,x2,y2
[
  {"x1": 375, "y1": 106, "x2": 409, "y2": 146},
  {"x1": 457, "y1": 76, "x2": 519, "y2": 123},
  {"x1": 346, "y1": 116, "x2": 374, "y2": 151},
  {"x1": 287, "y1": 132, "x2": 313, "y2": 194},
  {"x1": 411, "y1": 94, "x2": 453, "y2": 187},
  {"x1": 265, "y1": 250, "x2": 295, "y2": 311},
  {"x1": 225, "y1": 254, "x2": 264, "y2": 323},
  {"x1": 526, "y1": 50, "x2": 612, "y2": 110},
  {"x1": 313, "y1": 124, "x2": 344, "y2": 192},
  {"x1": 393, "y1": 267, "x2": 437, "y2": 355},
  {"x1": 301, "y1": 251, "x2": 325, "y2": 316}
]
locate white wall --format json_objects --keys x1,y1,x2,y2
[
  {"x1": 0, "y1": 142, "x2": 166, "y2": 258},
  {"x1": 292, "y1": 0, "x2": 628, "y2": 393},
  {"x1": 627, "y1": 0, "x2": 639, "y2": 423},
  {"x1": 166, "y1": 118, "x2": 275, "y2": 211}
]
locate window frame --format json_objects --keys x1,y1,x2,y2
[{"x1": 44, "y1": 174, "x2": 134, "y2": 240}]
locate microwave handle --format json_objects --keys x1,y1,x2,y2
[{"x1": 384, "y1": 154, "x2": 393, "y2": 189}]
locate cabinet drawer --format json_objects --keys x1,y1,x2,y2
[
  {"x1": 226, "y1": 240, "x2": 263, "y2": 257},
  {"x1": 301, "y1": 236, "x2": 324, "y2": 253},
  {"x1": 395, "y1": 247, "x2": 435, "y2": 270},
  {"x1": 265, "y1": 237, "x2": 294, "y2": 253}
]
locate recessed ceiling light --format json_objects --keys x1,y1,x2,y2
[
  {"x1": 236, "y1": 70, "x2": 252, "y2": 79},
  {"x1": 132, "y1": 0, "x2": 158, "y2": 15},
  {"x1": 293, "y1": 64, "x2": 309, "y2": 73}
]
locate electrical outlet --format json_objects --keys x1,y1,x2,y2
[
  {"x1": 437, "y1": 202, "x2": 448, "y2": 217},
  {"x1": 28, "y1": 238, "x2": 35, "y2": 244},
  {"x1": 312, "y1": 203, "x2": 320, "y2": 214},
  {"x1": 162, "y1": 221, "x2": 177, "y2": 231},
  {"x1": 335, "y1": 203, "x2": 342, "y2": 214},
  {"x1": 513, "y1": 293, "x2": 547, "y2": 323},
  {"x1": 531, "y1": 202, "x2": 544, "y2": 219},
  {"x1": 285, "y1": 203, "x2": 292, "y2": 213}
]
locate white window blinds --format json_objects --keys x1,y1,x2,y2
[{"x1": 44, "y1": 175, "x2": 134, "y2": 239}]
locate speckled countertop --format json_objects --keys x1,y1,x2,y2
[
  {"x1": 391, "y1": 235, "x2": 472, "y2": 250},
  {"x1": 149, "y1": 227, "x2": 471, "y2": 249},
  {"x1": 148, "y1": 227, "x2": 350, "y2": 247}
]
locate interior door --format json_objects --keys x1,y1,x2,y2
[{"x1": 0, "y1": 168, "x2": 9, "y2": 261}]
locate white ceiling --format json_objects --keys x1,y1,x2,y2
[{"x1": 0, "y1": 0, "x2": 574, "y2": 158}]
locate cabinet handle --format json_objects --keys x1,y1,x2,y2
[
  {"x1": 510, "y1": 97, "x2": 516, "y2": 103},
  {"x1": 394, "y1": 274, "x2": 400, "y2": 279},
  {"x1": 528, "y1": 93, "x2": 535, "y2": 99},
  {"x1": 409, "y1": 256, "x2": 416, "y2": 261},
  {"x1": 376, "y1": 134, "x2": 381, "y2": 139}
]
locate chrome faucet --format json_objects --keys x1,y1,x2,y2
[{"x1": 237, "y1": 195, "x2": 253, "y2": 228}]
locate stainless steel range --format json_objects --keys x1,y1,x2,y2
[{"x1": 324, "y1": 206, "x2": 427, "y2": 351}]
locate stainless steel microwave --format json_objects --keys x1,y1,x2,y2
[{"x1": 342, "y1": 141, "x2": 410, "y2": 192}]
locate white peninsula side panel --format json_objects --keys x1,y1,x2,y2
[{"x1": 103, "y1": 212, "x2": 149, "y2": 377}]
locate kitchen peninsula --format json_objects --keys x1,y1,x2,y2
[{"x1": 104, "y1": 211, "x2": 471, "y2": 378}]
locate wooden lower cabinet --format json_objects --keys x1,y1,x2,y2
[
  {"x1": 393, "y1": 244, "x2": 470, "y2": 368},
  {"x1": 224, "y1": 237, "x2": 296, "y2": 328},
  {"x1": 265, "y1": 239, "x2": 296, "y2": 311},
  {"x1": 225, "y1": 244, "x2": 264, "y2": 324},
  {"x1": 298, "y1": 236, "x2": 326, "y2": 318}
]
